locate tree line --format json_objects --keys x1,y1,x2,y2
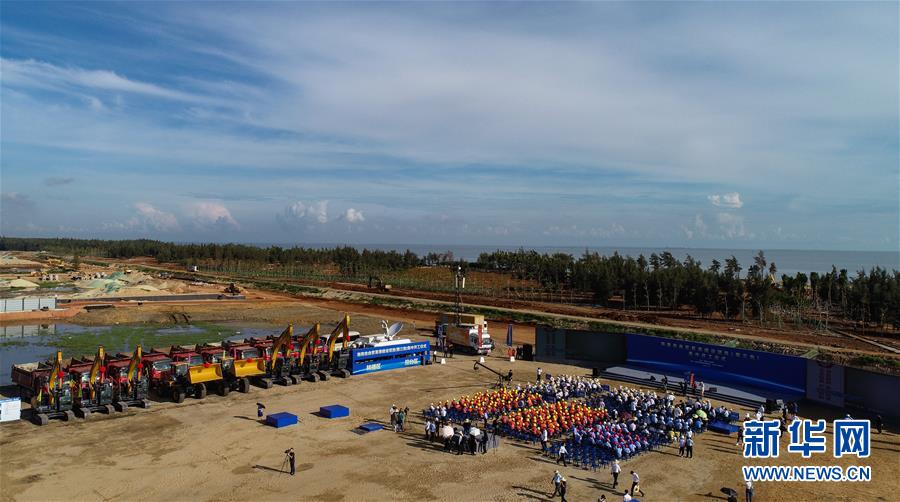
[
  {"x1": 473, "y1": 249, "x2": 899, "y2": 328},
  {"x1": 2, "y1": 237, "x2": 897, "y2": 327}
]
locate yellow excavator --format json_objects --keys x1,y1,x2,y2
[
  {"x1": 66, "y1": 346, "x2": 116, "y2": 419},
  {"x1": 293, "y1": 323, "x2": 323, "y2": 381},
  {"x1": 12, "y1": 350, "x2": 77, "y2": 425},
  {"x1": 107, "y1": 345, "x2": 151, "y2": 411},
  {"x1": 240, "y1": 324, "x2": 297, "y2": 387},
  {"x1": 309, "y1": 315, "x2": 352, "y2": 380}
]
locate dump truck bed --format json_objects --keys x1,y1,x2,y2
[{"x1": 11, "y1": 362, "x2": 47, "y2": 389}]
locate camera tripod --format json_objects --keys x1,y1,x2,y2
[{"x1": 280, "y1": 450, "x2": 292, "y2": 475}]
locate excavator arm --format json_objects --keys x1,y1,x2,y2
[
  {"x1": 48, "y1": 350, "x2": 63, "y2": 403},
  {"x1": 125, "y1": 345, "x2": 142, "y2": 391},
  {"x1": 326, "y1": 315, "x2": 350, "y2": 363},
  {"x1": 88, "y1": 346, "x2": 106, "y2": 400},
  {"x1": 297, "y1": 323, "x2": 320, "y2": 363},
  {"x1": 268, "y1": 324, "x2": 293, "y2": 373}
]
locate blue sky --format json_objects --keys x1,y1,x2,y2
[{"x1": 1, "y1": 2, "x2": 897, "y2": 250}]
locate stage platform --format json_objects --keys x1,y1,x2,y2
[{"x1": 600, "y1": 365, "x2": 802, "y2": 409}]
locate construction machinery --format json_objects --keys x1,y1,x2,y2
[
  {"x1": 11, "y1": 351, "x2": 77, "y2": 425},
  {"x1": 210, "y1": 340, "x2": 268, "y2": 393},
  {"x1": 106, "y1": 345, "x2": 151, "y2": 411},
  {"x1": 291, "y1": 323, "x2": 323, "y2": 381},
  {"x1": 316, "y1": 315, "x2": 352, "y2": 379},
  {"x1": 66, "y1": 346, "x2": 115, "y2": 419},
  {"x1": 245, "y1": 325, "x2": 299, "y2": 387},
  {"x1": 142, "y1": 346, "x2": 223, "y2": 403}
]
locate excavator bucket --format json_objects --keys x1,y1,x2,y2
[
  {"x1": 188, "y1": 363, "x2": 223, "y2": 384},
  {"x1": 232, "y1": 359, "x2": 266, "y2": 378}
]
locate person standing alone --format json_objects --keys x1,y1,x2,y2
[
  {"x1": 745, "y1": 480, "x2": 753, "y2": 502},
  {"x1": 287, "y1": 448, "x2": 296, "y2": 476}
]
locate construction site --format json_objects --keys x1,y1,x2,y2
[{"x1": 1, "y1": 251, "x2": 899, "y2": 501}]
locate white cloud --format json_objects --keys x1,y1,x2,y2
[
  {"x1": 1, "y1": 58, "x2": 207, "y2": 104},
  {"x1": 716, "y1": 212, "x2": 748, "y2": 239},
  {"x1": 133, "y1": 202, "x2": 180, "y2": 231},
  {"x1": 342, "y1": 208, "x2": 365, "y2": 223},
  {"x1": 189, "y1": 201, "x2": 239, "y2": 229},
  {"x1": 682, "y1": 214, "x2": 707, "y2": 240},
  {"x1": 277, "y1": 200, "x2": 328, "y2": 228},
  {"x1": 708, "y1": 192, "x2": 744, "y2": 209}
]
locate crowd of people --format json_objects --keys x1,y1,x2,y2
[
  {"x1": 521, "y1": 371, "x2": 606, "y2": 402},
  {"x1": 423, "y1": 388, "x2": 543, "y2": 423},
  {"x1": 589, "y1": 385, "x2": 738, "y2": 439},
  {"x1": 498, "y1": 401, "x2": 609, "y2": 438}
]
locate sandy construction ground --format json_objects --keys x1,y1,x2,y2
[{"x1": 1, "y1": 347, "x2": 898, "y2": 502}]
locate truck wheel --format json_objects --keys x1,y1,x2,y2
[
  {"x1": 239, "y1": 378, "x2": 250, "y2": 393},
  {"x1": 173, "y1": 388, "x2": 186, "y2": 403},
  {"x1": 218, "y1": 383, "x2": 230, "y2": 396},
  {"x1": 195, "y1": 383, "x2": 207, "y2": 399},
  {"x1": 63, "y1": 410, "x2": 76, "y2": 422},
  {"x1": 32, "y1": 413, "x2": 49, "y2": 426}
]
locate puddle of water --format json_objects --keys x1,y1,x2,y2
[{"x1": 0, "y1": 322, "x2": 293, "y2": 386}]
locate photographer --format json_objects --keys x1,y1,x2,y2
[{"x1": 285, "y1": 448, "x2": 295, "y2": 476}]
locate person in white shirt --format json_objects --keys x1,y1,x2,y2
[
  {"x1": 630, "y1": 471, "x2": 645, "y2": 497},
  {"x1": 623, "y1": 492, "x2": 632, "y2": 502},
  {"x1": 611, "y1": 460, "x2": 621, "y2": 488},
  {"x1": 556, "y1": 444, "x2": 569, "y2": 466},
  {"x1": 551, "y1": 470, "x2": 562, "y2": 497}
]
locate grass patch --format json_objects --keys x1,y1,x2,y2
[
  {"x1": 850, "y1": 355, "x2": 900, "y2": 368},
  {"x1": 45, "y1": 323, "x2": 239, "y2": 358}
]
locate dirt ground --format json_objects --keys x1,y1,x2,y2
[{"x1": 1, "y1": 344, "x2": 898, "y2": 502}]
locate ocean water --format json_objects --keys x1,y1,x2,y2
[{"x1": 269, "y1": 243, "x2": 898, "y2": 277}]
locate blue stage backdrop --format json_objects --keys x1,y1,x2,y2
[{"x1": 625, "y1": 334, "x2": 806, "y2": 395}]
